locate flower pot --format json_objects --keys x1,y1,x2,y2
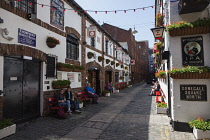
[
  {"x1": 115, "y1": 89, "x2": 119, "y2": 93},
  {"x1": 0, "y1": 124, "x2": 16, "y2": 139},
  {"x1": 169, "y1": 72, "x2": 210, "y2": 79},
  {"x1": 104, "y1": 92, "x2": 110, "y2": 97},
  {"x1": 156, "y1": 106, "x2": 167, "y2": 114},
  {"x1": 79, "y1": 102, "x2": 83, "y2": 108},
  {"x1": 193, "y1": 127, "x2": 210, "y2": 139},
  {"x1": 168, "y1": 26, "x2": 210, "y2": 37},
  {"x1": 46, "y1": 41, "x2": 57, "y2": 48}
]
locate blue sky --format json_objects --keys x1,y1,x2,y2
[{"x1": 74, "y1": 0, "x2": 155, "y2": 48}]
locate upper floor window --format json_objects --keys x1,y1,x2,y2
[
  {"x1": 90, "y1": 37, "x2": 95, "y2": 47},
  {"x1": 66, "y1": 34, "x2": 79, "y2": 60},
  {"x1": 50, "y1": 0, "x2": 64, "y2": 30},
  {"x1": 105, "y1": 40, "x2": 108, "y2": 54},
  {"x1": 15, "y1": 0, "x2": 36, "y2": 14}
]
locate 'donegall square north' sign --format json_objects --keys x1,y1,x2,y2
[
  {"x1": 181, "y1": 36, "x2": 204, "y2": 66},
  {"x1": 180, "y1": 85, "x2": 207, "y2": 101}
]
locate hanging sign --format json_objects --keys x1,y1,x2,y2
[
  {"x1": 182, "y1": 36, "x2": 204, "y2": 66},
  {"x1": 87, "y1": 26, "x2": 96, "y2": 37},
  {"x1": 131, "y1": 60, "x2": 135, "y2": 65},
  {"x1": 180, "y1": 85, "x2": 207, "y2": 101},
  {"x1": 18, "y1": 28, "x2": 36, "y2": 47}
]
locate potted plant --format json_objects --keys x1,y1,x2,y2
[
  {"x1": 78, "y1": 100, "x2": 83, "y2": 108},
  {"x1": 116, "y1": 63, "x2": 120, "y2": 67},
  {"x1": 46, "y1": 36, "x2": 60, "y2": 48},
  {"x1": 156, "y1": 12, "x2": 164, "y2": 27},
  {"x1": 166, "y1": 18, "x2": 210, "y2": 37},
  {"x1": 98, "y1": 56, "x2": 104, "y2": 62},
  {"x1": 156, "y1": 102, "x2": 167, "y2": 114},
  {"x1": 111, "y1": 61, "x2": 115, "y2": 65},
  {"x1": 155, "y1": 70, "x2": 166, "y2": 79},
  {"x1": 121, "y1": 64, "x2": 124, "y2": 68},
  {"x1": 87, "y1": 52, "x2": 94, "y2": 59},
  {"x1": 155, "y1": 42, "x2": 163, "y2": 50},
  {"x1": 106, "y1": 59, "x2": 110, "y2": 64},
  {"x1": 103, "y1": 90, "x2": 110, "y2": 97},
  {"x1": 189, "y1": 117, "x2": 210, "y2": 139},
  {"x1": 168, "y1": 66, "x2": 210, "y2": 79},
  {"x1": 0, "y1": 119, "x2": 16, "y2": 139},
  {"x1": 52, "y1": 80, "x2": 71, "y2": 89},
  {"x1": 115, "y1": 88, "x2": 119, "y2": 93}
]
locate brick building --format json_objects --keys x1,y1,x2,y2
[
  {"x1": 102, "y1": 23, "x2": 149, "y2": 84},
  {"x1": 0, "y1": 0, "x2": 130, "y2": 123}
]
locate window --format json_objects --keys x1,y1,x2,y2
[
  {"x1": 66, "y1": 34, "x2": 79, "y2": 60},
  {"x1": 16, "y1": 0, "x2": 36, "y2": 14},
  {"x1": 105, "y1": 40, "x2": 108, "y2": 54},
  {"x1": 115, "y1": 72, "x2": 119, "y2": 82},
  {"x1": 115, "y1": 51, "x2": 118, "y2": 59},
  {"x1": 90, "y1": 37, "x2": 95, "y2": 47}
]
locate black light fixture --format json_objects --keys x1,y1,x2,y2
[{"x1": 150, "y1": 26, "x2": 165, "y2": 40}]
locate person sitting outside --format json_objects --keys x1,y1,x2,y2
[
  {"x1": 105, "y1": 81, "x2": 113, "y2": 94},
  {"x1": 65, "y1": 86, "x2": 81, "y2": 113},
  {"x1": 56, "y1": 89, "x2": 72, "y2": 113},
  {"x1": 155, "y1": 81, "x2": 161, "y2": 96},
  {"x1": 85, "y1": 83, "x2": 99, "y2": 104}
]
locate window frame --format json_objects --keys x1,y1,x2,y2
[{"x1": 66, "y1": 34, "x2": 79, "y2": 60}]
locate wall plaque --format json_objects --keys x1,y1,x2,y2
[
  {"x1": 18, "y1": 28, "x2": 36, "y2": 47},
  {"x1": 182, "y1": 36, "x2": 204, "y2": 66},
  {"x1": 180, "y1": 85, "x2": 207, "y2": 101}
]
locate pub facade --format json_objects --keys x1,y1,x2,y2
[
  {"x1": 0, "y1": 0, "x2": 130, "y2": 123},
  {"x1": 154, "y1": 0, "x2": 210, "y2": 132}
]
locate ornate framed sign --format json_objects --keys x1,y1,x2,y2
[
  {"x1": 180, "y1": 85, "x2": 207, "y2": 101},
  {"x1": 50, "y1": 0, "x2": 64, "y2": 30},
  {"x1": 182, "y1": 36, "x2": 204, "y2": 66}
]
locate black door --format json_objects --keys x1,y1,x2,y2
[
  {"x1": 95, "y1": 70, "x2": 101, "y2": 96},
  {"x1": 3, "y1": 57, "x2": 40, "y2": 123}
]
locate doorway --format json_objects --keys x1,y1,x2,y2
[
  {"x1": 3, "y1": 56, "x2": 41, "y2": 123},
  {"x1": 105, "y1": 71, "x2": 112, "y2": 83},
  {"x1": 88, "y1": 69, "x2": 101, "y2": 96}
]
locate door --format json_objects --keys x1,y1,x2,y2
[{"x1": 3, "y1": 57, "x2": 40, "y2": 122}]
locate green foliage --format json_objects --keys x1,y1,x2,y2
[
  {"x1": 157, "y1": 102, "x2": 167, "y2": 108},
  {"x1": 0, "y1": 119, "x2": 13, "y2": 129},
  {"x1": 102, "y1": 90, "x2": 110, "y2": 93},
  {"x1": 189, "y1": 117, "x2": 210, "y2": 131},
  {"x1": 46, "y1": 36, "x2": 60, "y2": 44},
  {"x1": 52, "y1": 80, "x2": 71, "y2": 86},
  {"x1": 156, "y1": 42, "x2": 163, "y2": 50},
  {"x1": 168, "y1": 66, "x2": 210, "y2": 74},
  {"x1": 98, "y1": 56, "x2": 104, "y2": 62},
  {"x1": 106, "y1": 59, "x2": 110, "y2": 64},
  {"x1": 111, "y1": 61, "x2": 115, "y2": 65},
  {"x1": 155, "y1": 70, "x2": 166, "y2": 78},
  {"x1": 57, "y1": 63, "x2": 84, "y2": 70},
  {"x1": 87, "y1": 52, "x2": 94, "y2": 58},
  {"x1": 166, "y1": 18, "x2": 210, "y2": 31}
]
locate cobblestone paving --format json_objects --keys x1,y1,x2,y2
[{"x1": 3, "y1": 83, "x2": 196, "y2": 140}]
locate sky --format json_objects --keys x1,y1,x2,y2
[{"x1": 74, "y1": 0, "x2": 155, "y2": 48}]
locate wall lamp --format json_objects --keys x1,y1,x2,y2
[{"x1": 150, "y1": 27, "x2": 165, "y2": 40}]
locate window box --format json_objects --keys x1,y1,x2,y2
[
  {"x1": 193, "y1": 127, "x2": 210, "y2": 139},
  {"x1": 169, "y1": 72, "x2": 210, "y2": 79},
  {"x1": 0, "y1": 124, "x2": 16, "y2": 139}
]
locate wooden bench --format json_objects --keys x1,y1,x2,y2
[
  {"x1": 77, "y1": 92, "x2": 92, "y2": 106},
  {"x1": 48, "y1": 97, "x2": 65, "y2": 117},
  {"x1": 115, "y1": 82, "x2": 127, "y2": 90}
]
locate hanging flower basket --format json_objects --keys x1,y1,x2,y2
[
  {"x1": 98, "y1": 56, "x2": 104, "y2": 62},
  {"x1": 46, "y1": 36, "x2": 60, "y2": 48},
  {"x1": 116, "y1": 63, "x2": 120, "y2": 67},
  {"x1": 169, "y1": 72, "x2": 210, "y2": 79},
  {"x1": 106, "y1": 59, "x2": 110, "y2": 64},
  {"x1": 87, "y1": 52, "x2": 94, "y2": 59},
  {"x1": 111, "y1": 61, "x2": 115, "y2": 65}
]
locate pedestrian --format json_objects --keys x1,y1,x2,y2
[
  {"x1": 85, "y1": 83, "x2": 99, "y2": 104},
  {"x1": 56, "y1": 89, "x2": 72, "y2": 113},
  {"x1": 65, "y1": 86, "x2": 81, "y2": 113},
  {"x1": 105, "y1": 81, "x2": 113, "y2": 94},
  {"x1": 150, "y1": 81, "x2": 156, "y2": 96},
  {"x1": 154, "y1": 81, "x2": 161, "y2": 96}
]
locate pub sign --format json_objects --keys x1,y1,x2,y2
[
  {"x1": 180, "y1": 85, "x2": 207, "y2": 101},
  {"x1": 181, "y1": 36, "x2": 204, "y2": 66}
]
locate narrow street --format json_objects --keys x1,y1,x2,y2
[{"x1": 3, "y1": 83, "x2": 195, "y2": 140}]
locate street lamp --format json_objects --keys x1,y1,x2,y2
[{"x1": 150, "y1": 27, "x2": 165, "y2": 40}]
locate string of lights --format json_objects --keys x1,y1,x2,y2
[{"x1": 16, "y1": 0, "x2": 168, "y2": 14}]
